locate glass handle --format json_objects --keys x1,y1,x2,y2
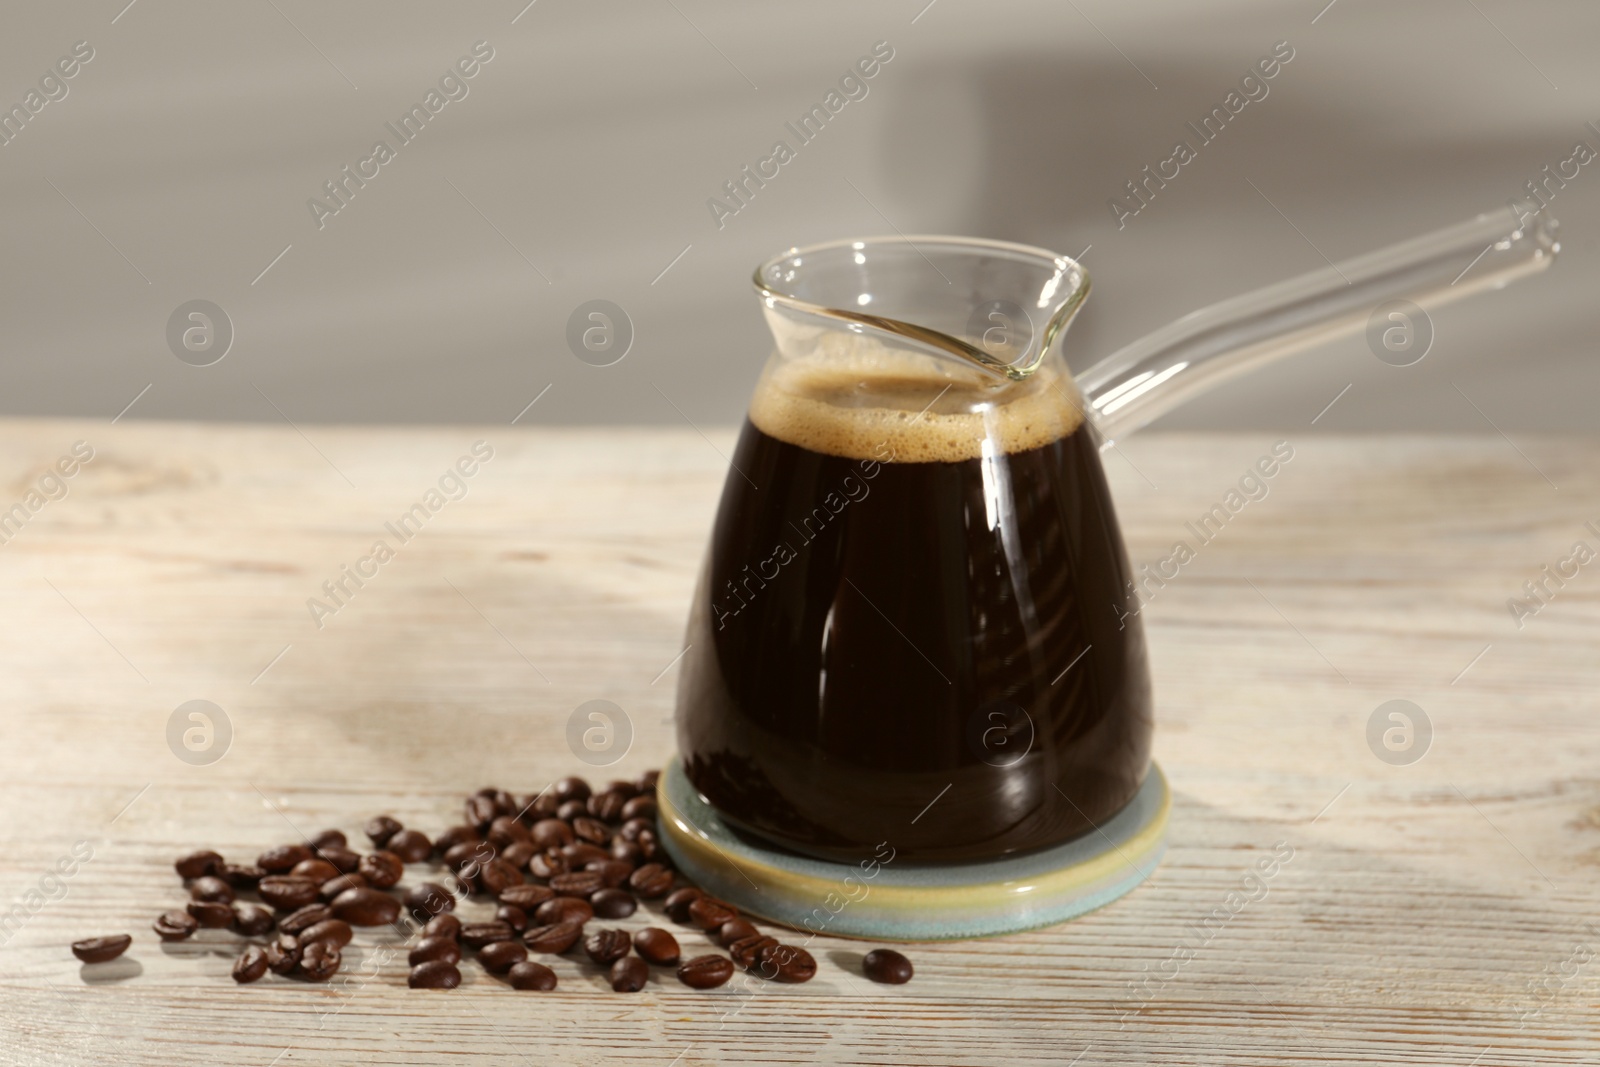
[{"x1": 1076, "y1": 210, "x2": 1560, "y2": 445}]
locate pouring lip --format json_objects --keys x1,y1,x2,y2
[{"x1": 751, "y1": 234, "x2": 1092, "y2": 382}]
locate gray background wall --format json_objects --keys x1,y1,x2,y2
[{"x1": 2, "y1": 0, "x2": 1594, "y2": 430}]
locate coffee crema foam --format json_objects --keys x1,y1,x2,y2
[{"x1": 748, "y1": 340, "x2": 1085, "y2": 464}]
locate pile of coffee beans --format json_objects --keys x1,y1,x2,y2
[{"x1": 74, "y1": 769, "x2": 915, "y2": 992}]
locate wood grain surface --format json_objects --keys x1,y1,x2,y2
[{"x1": 0, "y1": 418, "x2": 1596, "y2": 1066}]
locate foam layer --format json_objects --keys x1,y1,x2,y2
[{"x1": 748, "y1": 337, "x2": 1085, "y2": 464}]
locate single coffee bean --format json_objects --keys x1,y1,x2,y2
[
  {"x1": 409, "y1": 937, "x2": 462, "y2": 966},
  {"x1": 610, "y1": 839, "x2": 644, "y2": 865},
  {"x1": 590, "y1": 888, "x2": 637, "y2": 920},
  {"x1": 188, "y1": 875, "x2": 235, "y2": 904},
  {"x1": 217, "y1": 863, "x2": 266, "y2": 890},
  {"x1": 549, "y1": 871, "x2": 602, "y2": 898},
  {"x1": 386, "y1": 829, "x2": 432, "y2": 864},
  {"x1": 71, "y1": 934, "x2": 132, "y2": 964},
  {"x1": 443, "y1": 841, "x2": 483, "y2": 871},
  {"x1": 309, "y1": 829, "x2": 347, "y2": 852},
  {"x1": 508, "y1": 960, "x2": 558, "y2": 990},
  {"x1": 717, "y1": 919, "x2": 758, "y2": 948},
  {"x1": 364, "y1": 815, "x2": 402, "y2": 847},
  {"x1": 621, "y1": 795, "x2": 656, "y2": 822},
  {"x1": 174, "y1": 850, "x2": 222, "y2": 880},
  {"x1": 586, "y1": 791, "x2": 627, "y2": 822},
  {"x1": 258, "y1": 876, "x2": 320, "y2": 911},
  {"x1": 423, "y1": 914, "x2": 463, "y2": 941},
  {"x1": 677, "y1": 954, "x2": 735, "y2": 989},
  {"x1": 636, "y1": 829, "x2": 664, "y2": 860},
  {"x1": 232, "y1": 945, "x2": 269, "y2": 983},
  {"x1": 758, "y1": 943, "x2": 817, "y2": 983},
  {"x1": 488, "y1": 816, "x2": 530, "y2": 847},
  {"x1": 403, "y1": 882, "x2": 455, "y2": 919},
  {"x1": 588, "y1": 859, "x2": 634, "y2": 889},
  {"x1": 862, "y1": 948, "x2": 914, "y2": 984},
  {"x1": 479, "y1": 939, "x2": 528, "y2": 974},
  {"x1": 331, "y1": 887, "x2": 399, "y2": 926},
  {"x1": 460, "y1": 922, "x2": 514, "y2": 949},
  {"x1": 266, "y1": 934, "x2": 302, "y2": 976},
  {"x1": 316, "y1": 847, "x2": 362, "y2": 874},
  {"x1": 610, "y1": 955, "x2": 649, "y2": 993},
  {"x1": 153, "y1": 909, "x2": 199, "y2": 942},
  {"x1": 187, "y1": 900, "x2": 234, "y2": 928},
  {"x1": 571, "y1": 816, "x2": 612, "y2": 846},
  {"x1": 561, "y1": 842, "x2": 611, "y2": 867},
  {"x1": 556, "y1": 800, "x2": 587, "y2": 822},
  {"x1": 319, "y1": 873, "x2": 368, "y2": 903},
  {"x1": 528, "y1": 849, "x2": 567, "y2": 880},
  {"x1": 297, "y1": 939, "x2": 342, "y2": 982},
  {"x1": 495, "y1": 904, "x2": 528, "y2": 932},
  {"x1": 584, "y1": 928, "x2": 631, "y2": 965},
  {"x1": 464, "y1": 794, "x2": 499, "y2": 830},
  {"x1": 619, "y1": 817, "x2": 653, "y2": 843},
  {"x1": 552, "y1": 776, "x2": 591, "y2": 802},
  {"x1": 632, "y1": 927, "x2": 680, "y2": 966},
  {"x1": 299, "y1": 919, "x2": 353, "y2": 949},
  {"x1": 498, "y1": 884, "x2": 555, "y2": 911},
  {"x1": 728, "y1": 934, "x2": 780, "y2": 970},
  {"x1": 604, "y1": 778, "x2": 640, "y2": 800},
  {"x1": 523, "y1": 921, "x2": 583, "y2": 955},
  {"x1": 290, "y1": 858, "x2": 341, "y2": 883},
  {"x1": 628, "y1": 863, "x2": 673, "y2": 899},
  {"x1": 232, "y1": 904, "x2": 277, "y2": 937},
  {"x1": 479, "y1": 859, "x2": 524, "y2": 897},
  {"x1": 529, "y1": 792, "x2": 561, "y2": 819},
  {"x1": 529, "y1": 818, "x2": 574, "y2": 850},
  {"x1": 534, "y1": 897, "x2": 593, "y2": 927},
  {"x1": 257, "y1": 844, "x2": 312, "y2": 873},
  {"x1": 688, "y1": 896, "x2": 738, "y2": 931},
  {"x1": 432, "y1": 825, "x2": 480, "y2": 854},
  {"x1": 635, "y1": 768, "x2": 660, "y2": 793},
  {"x1": 359, "y1": 851, "x2": 404, "y2": 889},
  {"x1": 486, "y1": 787, "x2": 518, "y2": 816},
  {"x1": 278, "y1": 904, "x2": 332, "y2": 936},
  {"x1": 500, "y1": 840, "x2": 535, "y2": 871},
  {"x1": 408, "y1": 960, "x2": 461, "y2": 989},
  {"x1": 663, "y1": 887, "x2": 703, "y2": 923}
]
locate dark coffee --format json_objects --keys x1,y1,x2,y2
[{"x1": 677, "y1": 354, "x2": 1152, "y2": 863}]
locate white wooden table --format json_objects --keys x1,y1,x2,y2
[{"x1": 0, "y1": 419, "x2": 1595, "y2": 1065}]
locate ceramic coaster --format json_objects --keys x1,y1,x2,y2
[{"x1": 656, "y1": 759, "x2": 1169, "y2": 942}]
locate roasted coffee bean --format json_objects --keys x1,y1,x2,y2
[
  {"x1": 529, "y1": 818, "x2": 574, "y2": 850},
  {"x1": 408, "y1": 960, "x2": 461, "y2": 989},
  {"x1": 677, "y1": 954, "x2": 734, "y2": 989},
  {"x1": 571, "y1": 816, "x2": 612, "y2": 845},
  {"x1": 316, "y1": 847, "x2": 362, "y2": 874},
  {"x1": 621, "y1": 795, "x2": 657, "y2": 822},
  {"x1": 290, "y1": 858, "x2": 341, "y2": 883},
  {"x1": 590, "y1": 888, "x2": 637, "y2": 920},
  {"x1": 359, "y1": 850, "x2": 404, "y2": 889},
  {"x1": 529, "y1": 791, "x2": 562, "y2": 819},
  {"x1": 487, "y1": 816, "x2": 530, "y2": 847},
  {"x1": 257, "y1": 844, "x2": 312, "y2": 873},
  {"x1": 588, "y1": 859, "x2": 633, "y2": 889},
  {"x1": 232, "y1": 904, "x2": 277, "y2": 937},
  {"x1": 604, "y1": 778, "x2": 639, "y2": 799},
  {"x1": 464, "y1": 794, "x2": 499, "y2": 830},
  {"x1": 266, "y1": 934, "x2": 301, "y2": 975},
  {"x1": 862, "y1": 948, "x2": 914, "y2": 984},
  {"x1": 498, "y1": 884, "x2": 555, "y2": 911},
  {"x1": 759, "y1": 943, "x2": 817, "y2": 983},
  {"x1": 259, "y1": 875, "x2": 321, "y2": 911},
  {"x1": 528, "y1": 849, "x2": 567, "y2": 880},
  {"x1": 187, "y1": 900, "x2": 235, "y2": 928},
  {"x1": 364, "y1": 815, "x2": 403, "y2": 847},
  {"x1": 728, "y1": 934, "x2": 779, "y2": 970},
  {"x1": 632, "y1": 927, "x2": 680, "y2": 966},
  {"x1": 479, "y1": 859, "x2": 524, "y2": 897},
  {"x1": 404, "y1": 882, "x2": 455, "y2": 919},
  {"x1": 460, "y1": 922, "x2": 514, "y2": 949},
  {"x1": 299, "y1": 919, "x2": 353, "y2": 949},
  {"x1": 409, "y1": 937, "x2": 461, "y2": 966},
  {"x1": 628, "y1": 863, "x2": 673, "y2": 899},
  {"x1": 663, "y1": 887, "x2": 703, "y2": 923},
  {"x1": 309, "y1": 829, "x2": 347, "y2": 852},
  {"x1": 535, "y1": 894, "x2": 594, "y2": 927},
  {"x1": 331, "y1": 887, "x2": 399, "y2": 926},
  {"x1": 386, "y1": 829, "x2": 432, "y2": 864},
  {"x1": 232, "y1": 945, "x2": 269, "y2": 983},
  {"x1": 479, "y1": 939, "x2": 527, "y2": 974},
  {"x1": 501, "y1": 840, "x2": 535, "y2": 871},
  {"x1": 523, "y1": 921, "x2": 583, "y2": 954},
  {"x1": 319, "y1": 873, "x2": 368, "y2": 903},
  {"x1": 584, "y1": 928, "x2": 631, "y2": 965},
  {"x1": 153, "y1": 910, "x2": 198, "y2": 942},
  {"x1": 556, "y1": 800, "x2": 588, "y2": 822},
  {"x1": 423, "y1": 913, "x2": 462, "y2": 941},
  {"x1": 297, "y1": 939, "x2": 342, "y2": 982},
  {"x1": 552, "y1": 776, "x2": 591, "y2": 803},
  {"x1": 561, "y1": 843, "x2": 612, "y2": 869},
  {"x1": 688, "y1": 896, "x2": 737, "y2": 931},
  {"x1": 217, "y1": 863, "x2": 266, "y2": 890},
  {"x1": 717, "y1": 919, "x2": 758, "y2": 948},
  {"x1": 610, "y1": 955, "x2": 649, "y2": 992},
  {"x1": 619, "y1": 817, "x2": 653, "y2": 843},
  {"x1": 635, "y1": 829, "x2": 664, "y2": 861},
  {"x1": 443, "y1": 841, "x2": 483, "y2": 871},
  {"x1": 610, "y1": 839, "x2": 644, "y2": 865},
  {"x1": 71, "y1": 934, "x2": 132, "y2": 964},
  {"x1": 508, "y1": 960, "x2": 557, "y2": 990},
  {"x1": 278, "y1": 904, "x2": 332, "y2": 936},
  {"x1": 174, "y1": 850, "x2": 222, "y2": 880},
  {"x1": 586, "y1": 791, "x2": 627, "y2": 822},
  {"x1": 189, "y1": 875, "x2": 235, "y2": 904},
  {"x1": 482, "y1": 787, "x2": 518, "y2": 816},
  {"x1": 495, "y1": 904, "x2": 528, "y2": 932},
  {"x1": 550, "y1": 871, "x2": 603, "y2": 898},
  {"x1": 432, "y1": 825, "x2": 480, "y2": 854},
  {"x1": 635, "y1": 768, "x2": 660, "y2": 793}
]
